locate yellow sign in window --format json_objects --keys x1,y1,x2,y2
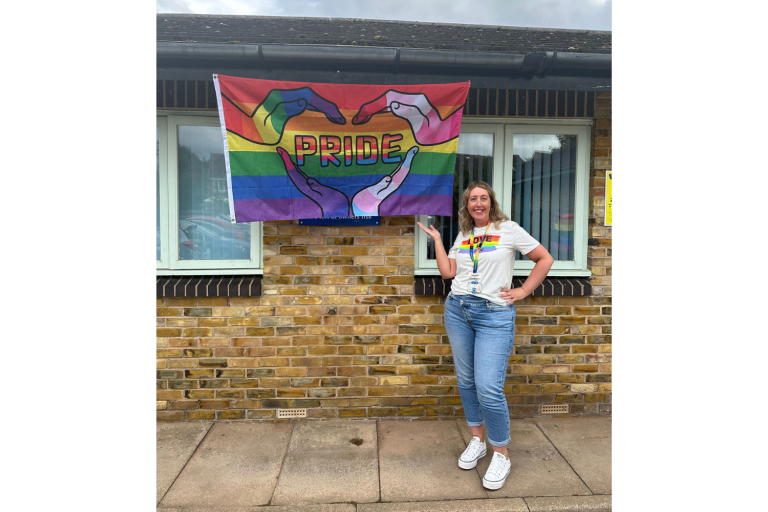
[{"x1": 605, "y1": 171, "x2": 612, "y2": 226}]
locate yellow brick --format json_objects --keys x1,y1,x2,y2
[
  {"x1": 339, "y1": 408, "x2": 367, "y2": 417},
  {"x1": 356, "y1": 257, "x2": 386, "y2": 266},
  {"x1": 197, "y1": 298, "x2": 229, "y2": 306},
  {"x1": 512, "y1": 364, "x2": 542, "y2": 374},
  {"x1": 411, "y1": 315, "x2": 442, "y2": 324},
  {"x1": 367, "y1": 325, "x2": 398, "y2": 334},
  {"x1": 380, "y1": 376, "x2": 409, "y2": 385},
  {"x1": 157, "y1": 390, "x2": 184, "y2": 400},
  {"x1": 542, "y1": 365, "x2": 570, "y2": 373},
  {"x1": 571, "y1": 384, "x2": 598, "y2": 393},
  {"x1": 386, "y1": 257, "x2": 412, "y2": 266},
  {"x1": 228, "y1": 358, "x2": 259, "y2": 368},
  {"x1": 198, "y1": 318, "x2": 227, "y2": 327},
  {"x1": 275, "y1": 367, "x2": 306, "y2": 377},
  {"x1": 573, "y1": 364, "x2": 599, "y2": 373},
  {"x1": 157, "y1": 308, "x2": 183, "y2": 317},
  {"x1": 542, "y1": 384, "x2": 569, "y2": 393},
  {"x1": 340, "y1": 246, "x2": 369, "y2": 255},
  {"x1": 511, "y1": 384, "x2": 539, "y2": 394},
  {"x1": 350, "y1": 398, "x2": 379, "y2": 407},
  {"x1": 228, "y1": 297, "x2": 261, "y2": 306},
  {"x1": 259, "y1": 378, "x2": 291, "y2": 388},
  {"x1": 349, "y1": 377, "x2": 378, "y2": 387},
  {"x1": 260, "y1": 357, "x2": 291, "y2": 367},
  {"x1": 245, "y1": 307, "x2": 276, "y2": 316},
  {"x1": 167, "y1": 298, "x2": 196, "y2": 307},
  {"x1": 308, "y1": 286, "x2": 339, "y2": 295},
  {"x1": 516, "y1": 326, "x2": 543, "y2": 335}
]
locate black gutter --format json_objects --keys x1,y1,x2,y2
[
  {"x1": 157, "y1": 42, "x2": 609, "y2": 74},
  {"x1": 157, "y1": 42, "x2": 611, "y2": 91}
]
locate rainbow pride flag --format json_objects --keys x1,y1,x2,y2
[{"x1": 213, "y1": 75, "x2": 470, "y2": 222}]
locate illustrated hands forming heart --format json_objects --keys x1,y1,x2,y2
[{"x1": 352, "y1": 91, "x2": 463, "y2": 146}]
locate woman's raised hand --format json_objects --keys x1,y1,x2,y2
[{"x1": 417, "y1": 222, "x2": 442, "y2": 241}]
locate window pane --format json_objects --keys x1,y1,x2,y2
[
  {"x1": 157, "y1": 126, "x2": 161, "y2": 261},
  {"x1": 425, "y1": 133, "x2": 494, "y2": 258},
  {"x1": 177, "y1": 125, "x2": 251, "y2": 261},
  {"x1": 511, "y1": 134, "x2": 576, "y2": 261}
]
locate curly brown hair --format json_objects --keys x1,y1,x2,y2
[{"x1": 458, "y1": 181, "x2": 509, "y2": 234}]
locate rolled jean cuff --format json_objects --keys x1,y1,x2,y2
[
  {"x1": 466, "y1": 420, "x2": 485, "y2": 427},
  {"x1": 487, "y1": 436, "x2": 511, "y2": 448}
]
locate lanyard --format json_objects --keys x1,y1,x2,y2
[{"x1": 468, "y1": 222, "x2": 490, "y2": 273}]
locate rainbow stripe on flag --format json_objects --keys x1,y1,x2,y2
[{"x1": 213, "y1": 75, "x2": 470, "y2": 222}]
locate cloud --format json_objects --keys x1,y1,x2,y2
[{"x1": 157, "y1": 0, "x2": 193, "y2": 13}]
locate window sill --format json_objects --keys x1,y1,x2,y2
[
  {"x1": 414, "y1": 277, "x2": 592, "y2": 296},
  {"x1": 157, "y1": 275, "x2": 262, "y2": 297}
]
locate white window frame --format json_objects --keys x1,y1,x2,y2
[
  {"x1": 415, "y1": 123, "x2": 504, "y2": 272},
  {"x1": 415, "y1": 118, "x2": 592, "y2": 277},
  {"x1": 157, "y1": 111, "x2": 263, "y2": 275}
]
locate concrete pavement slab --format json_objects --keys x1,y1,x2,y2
[
  {"x1": 252, "y1": 506, "x2": 357, "y2": 512},
  {"x1": 174, "y1": 506, "x2": 356, "y2": 512},
  {"x1": 455, "y1": 419, "x2": 591, "y2": 497},
  {"x1": 377, "y1": 420, "x2": 488, "y2": 502},
  {"x1": 270, "y1": 420, "x2": 379, "y2": 505},
  {"x1": 358, "y1": 497, "x2": 529, "y2": 511},
  {"x1": 159, "y1": 422, "x2": 294, "y2": 508},
  {"x1": 525, "y1": 495, "x2": 612, "y2": 511},
  {"x1": 535, "y1": 417, "x2": 611, "y2": 495},
  {"x1": 157, "y1": 422, "x2": 213, "y2": 503}
]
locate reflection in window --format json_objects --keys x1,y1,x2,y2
[
  {"x1": 425, "y1": 133, "x2": 494, "y2": 258},
  {"x1": 177, "y1": 126, "x2": 250, "y2": 261},
  {"x1": 511, "y1": 134, "x2": 576, "y2": 261}
]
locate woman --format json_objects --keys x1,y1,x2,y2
[{"x1": 417, "y1": 181, "x2": 554, "y2": 490}]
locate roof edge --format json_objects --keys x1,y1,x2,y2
[{"x1": 155, "y1": 13, "x2": 612, "y2": 36}]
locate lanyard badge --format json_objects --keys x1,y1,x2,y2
[{"x1": 467, "y1": 222, "x2": 490, "y2": 294}]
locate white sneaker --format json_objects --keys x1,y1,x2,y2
[
  {"x1": 458, "y1": 436, "x2": 487, "y2": 469},
  {"x1": 483, "y1": 452, "x2": 511, "y2": 490}
]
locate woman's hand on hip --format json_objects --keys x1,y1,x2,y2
[{"x1": 500, "y1": 287, "x2": 530, "y2": 305}]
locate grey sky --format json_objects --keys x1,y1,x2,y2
[{"x1": 156, "y1": 0, "x2": 611, "y2": 31}]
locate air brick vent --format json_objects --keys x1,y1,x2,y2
[
  {"x1": 277, "y1": 408, "x2": 307, "y2": 419},
  {"x1": 541, "y1": 404, "x2": 569, "y2": 414}
]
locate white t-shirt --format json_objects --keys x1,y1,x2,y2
[{"x1": 447, "y1": 220, "x2": 540, "y2": 305}]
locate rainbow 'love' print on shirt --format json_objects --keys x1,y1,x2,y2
[{"x1": 457, "y1": 234, "x2": 502, "y2": 254}]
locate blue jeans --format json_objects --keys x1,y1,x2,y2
[{"x1": 444, "y1": 291, "x2": 516, "y2": 447}]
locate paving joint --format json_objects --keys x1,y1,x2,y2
[
  {"x1": 533, "y1": 421, "x2": 594, "y2": 495},
  {"x1": 523, "y1": 495, "x2": 533, "y2": 512},
  {"x1": 157, "y1": 421, "x2": 214, "y2": 508},
  {"x1": 375, "y1": 420, "x2": 382, "y2": 503},
  {"x1": 267, "y1": 422, "x2": 297, "y2": 506}
]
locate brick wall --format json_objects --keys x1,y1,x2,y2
[{"x1": 156, "y1": 92, "x2": 612, "y2": 421}]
